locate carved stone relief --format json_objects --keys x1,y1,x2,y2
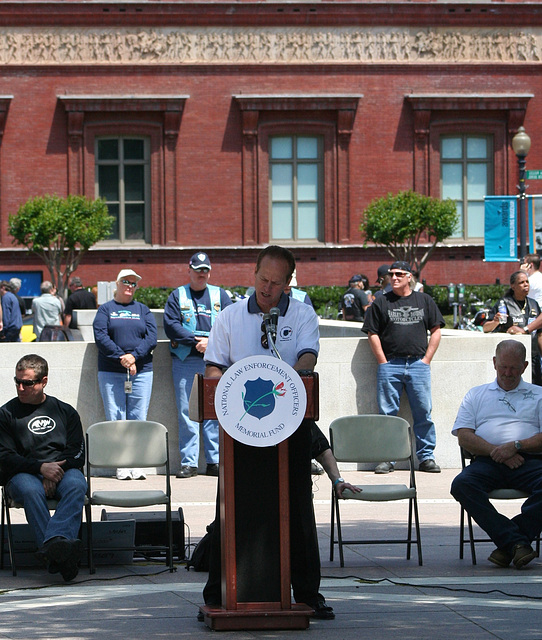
[{"x1": 0, "y1": 27, "x2": 540, "y2": 65}]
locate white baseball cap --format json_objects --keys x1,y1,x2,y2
[{"x1": 116, "y1": 268, "x2": 142, "y2": 282}]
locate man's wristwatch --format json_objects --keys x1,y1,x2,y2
[
  {"x1": 333, "y1": 477, "x2": 345, "y2": 486},
  {"x1": 514, "y1": 440, "x2": 523, "y2": 451}
]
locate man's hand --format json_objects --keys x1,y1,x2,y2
[
  {"x1": 195, "y1": 336, "x2": 208, "y2": 353},
  {"x1": 502, "y1": 453, "x2": 525, "y2": 469},
  {"x1": 490, "y1": 442, "x2": 522, "y2": 465},
  {"x1": 40, "y1": 460, "x2": 66, "y2": 483},
  {"x1": 42, "y1": 478, "x2": 57, "y2": 498},
  {"x1": 335, "y1": 481, "x2": 361, "y2": 499}
]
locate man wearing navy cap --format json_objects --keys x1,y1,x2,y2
[
  {"x1": 340, "y1": 275, "x2": 370, "y2": 322},
  {"x1": 373, "y1": 264, "x2": 391, "y2": 299},
  {"x1": 164, "y1": 252, "x2": 232, "y2": 478},
  {"x1": 363, "y1": 261, "x2": 444, "y2": 474}
]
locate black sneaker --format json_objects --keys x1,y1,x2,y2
[
  {"x1": 418, "y1": 459, "x2": 441, "y2": 473},
  {"x1": 42, "y1": 537, "x2": 82, "y2": 582},
  {"x1": 176, "y1": 466, "x2": 198, "y2": 479},
  {"x1": 375, "y1": 462, "x2": 394, "y2": 474}
]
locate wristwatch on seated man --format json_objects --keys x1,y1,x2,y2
[{"x1": 515, "y1": 440, "x2": 522, "y2": 451}]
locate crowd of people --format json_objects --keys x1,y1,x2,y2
[{"x1": 1, "y1": 248, "x2": 542, "y2": 606}]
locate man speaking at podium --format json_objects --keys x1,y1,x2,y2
[{"x1": 202, "y1": 245, "x2": 334, "y2": 620}]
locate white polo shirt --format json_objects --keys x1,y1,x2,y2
[
  {"x1": 529, "y1": 270, "x2": 542, "y2": 307},
  {"x1": 205, "y1": 293, "x2": 319, "y2": 369},
  {"x1": 452, "y1": 378, "x2": 542, "y2": 445}
]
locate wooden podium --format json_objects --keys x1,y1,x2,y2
[{"x1": 190, "y1": 372, "x2": 319, "y2": 631}]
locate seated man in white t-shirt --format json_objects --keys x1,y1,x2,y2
[{"x1": 451, "y1": 339, "x2": 542, "y2": 569}]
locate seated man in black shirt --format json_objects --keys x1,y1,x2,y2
[{"x1": 0, "y1": 354, "x2": 86, "y2": 581}]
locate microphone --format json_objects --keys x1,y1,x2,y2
[
  {"x1": 261, "y1": 308, "x2": 282, "y2": 359},
  {"x1": 269, "y1": 307, "x2": 280, "y2": 337}
]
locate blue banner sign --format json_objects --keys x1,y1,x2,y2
[{"x1": 484, "y1": 196, "x2": 518, "y2": 262}]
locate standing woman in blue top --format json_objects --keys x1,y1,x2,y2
[{"x1": 93, "y1": 268, "x2": 157, "y2": 480}]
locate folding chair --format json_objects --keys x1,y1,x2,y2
[
  {"x1": 85, "y1": 420, "x2": 173, "y2": 574},
  {"x1": 0, "y1": 488, "x2": 59, "y2": 576},
  {"x1": 329, "y1": 414, "x2": 422, "y2": 567},
  {"x1": 459, "y1": 447, "x2": 540, "y2": 564}
]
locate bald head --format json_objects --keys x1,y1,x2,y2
[
  {"x1": 494, "y1": 340, "x2": 528, "y2": 391},
  {"x1": 495, "y1": 339, "x2": 526, "y2": 362}
]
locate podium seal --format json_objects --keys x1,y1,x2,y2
[{"x1": 214, "y1": 355, "x2": 307, "y2": 447}]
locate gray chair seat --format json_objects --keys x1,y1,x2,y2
[
  {"x1": 90, "y1": 491, "x2": 169, "y2": 508},
  {"x1": 343, "y1": 485, "x2": 416, "y2": 502}
]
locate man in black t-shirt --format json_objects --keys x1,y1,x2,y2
[
  {"x1": 340, "y1": 275, "x2": 370, "y2": 322},
  {"x1": 363, "y1": 261, "x2": 445, "y2": 474},
  {"x1": 63, "y1": 276, "x2": 97, "y2": 330},
  {"x1": 0, "y1": 354, "x2": 86, "y2": 581}
]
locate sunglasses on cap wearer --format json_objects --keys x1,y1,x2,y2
[
  {"x1": 389, "y1": 271, "x2": 409, "y2": 279},
  {"x1": 120, "y1": 279, "x2": 138, "y2": 288},
  {"x1": 14, "y1": 377, "x2": 43, "y2": 387}
]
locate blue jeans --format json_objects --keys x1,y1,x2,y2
[
  {"x1": 376, "y1": 357, "x2": 436, "y2": 462},
  {"x1": 98, "y1": 370, "x2": 153, "y2": 420},
  {"x1": 451, "y1": 455, "x2": 542, "y2": 552},
  {"x1": 172, "y1": 354, "x2": 219, "y2": 467},
  {"x1": 7, "y1": 468, "x2": 87, "y2": 548}
]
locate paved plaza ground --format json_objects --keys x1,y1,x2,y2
[{"x1": 1, "y1": 469, "x2": 542, "y2": 640}]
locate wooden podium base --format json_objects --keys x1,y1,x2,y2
[{"x1": 199, "y1": 604, "x2": 313, "y2": 631}]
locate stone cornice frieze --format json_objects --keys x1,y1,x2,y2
[{"x1": 0, "y1": 27, "x2": 540, "y2": 65}]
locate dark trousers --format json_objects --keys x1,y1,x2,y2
[
  {"x1": 203, "y1": 419, "x2": 321, "y2": 607},
  {"x1": 451, "y1": 454, "x2": 542, "y2": 552}
]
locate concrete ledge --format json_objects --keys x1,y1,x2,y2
[{"x1": 2, "y1": 320, "x2": 529, "y2": 471}]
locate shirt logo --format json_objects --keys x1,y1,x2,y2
[
  {"x1": 27, "y1": 416, "x2": 56, "y2": 435},
  {"x1": 110, "y1": 310, "x2": 141, "y2": 320},
  {"x1": 388, "y1": 306, "x2": 425, "y2": 324},
  {"x1": 280, "y1": 326, "x2": 293, "y2": 340}
]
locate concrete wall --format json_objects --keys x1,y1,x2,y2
[{"x1": 1, "y1": 320, "x2": 530, "y2": 471}]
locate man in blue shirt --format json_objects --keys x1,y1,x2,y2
[
  {"x1": 164, "y1": 252, "x2": 232, "y2": 478},
  {"x1": 0, "y1": 280, "x2": 23, "y2": 342}
]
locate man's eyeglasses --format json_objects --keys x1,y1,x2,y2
[
  {"x1": 120, "y1": 279, "x2": 137, "y2": 288},
  {"x1": 192, "y1": 268, "x2": 210, "y2": 274},
  {"x1": 14, "y1": 377, "x2": 42, "y2": 387},
  {"x1": 389, "y1": 271, "x2": 409, "y2": 279}
]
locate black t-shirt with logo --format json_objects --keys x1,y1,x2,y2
[
  {"x1": 362, "y1": 290, "x2": 445, "y2": 359},
  {"x1": 340, "y1": 287, "x2": 369, "y2": 322},
  {"x1": 0, "y1": 395, "x2": 85, "y2": 485}
]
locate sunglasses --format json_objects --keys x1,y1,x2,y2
[
  {"x1": 389, "y1": 271, "x2": 409, "y2": 278},
  {"x1": 14, "y1": 377, "x2": 42, "y2": 387},
  {"x1": 120, "y1": 279, "x2": 138, "y2": 288}
]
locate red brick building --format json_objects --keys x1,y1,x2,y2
[{"x1": 0, "y1": 1, "x2": 541, "y2": 291}]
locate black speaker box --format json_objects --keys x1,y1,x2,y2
[{"x1": 101, "y1": 508, "x2": 186, "y2": 561}]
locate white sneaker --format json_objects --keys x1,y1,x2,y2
[
  {"x1": 116, "y1": 469, "x2": 132, "y2": 480},
  {"x1": 130, "y1": 469, "x2": 147, "y2": 480}
]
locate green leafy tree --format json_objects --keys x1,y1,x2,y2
[
  {"x1": 360, "y1": 190, "x2": 459, "y2": 276},
  {"x1": 8, "y1": 194, "x2": 114, "y2": 299}
]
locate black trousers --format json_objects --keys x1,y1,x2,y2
[{"x1": 203, "y1": 419, "x2": 321, "y2": 606}]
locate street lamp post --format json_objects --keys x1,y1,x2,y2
[{"x1": 512, "y1": 126, "x2": 532, "y2": 260}]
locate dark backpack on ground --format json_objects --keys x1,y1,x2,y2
[{"x1": 186, "y1": 521, "x2": 215, "y2": 572}]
